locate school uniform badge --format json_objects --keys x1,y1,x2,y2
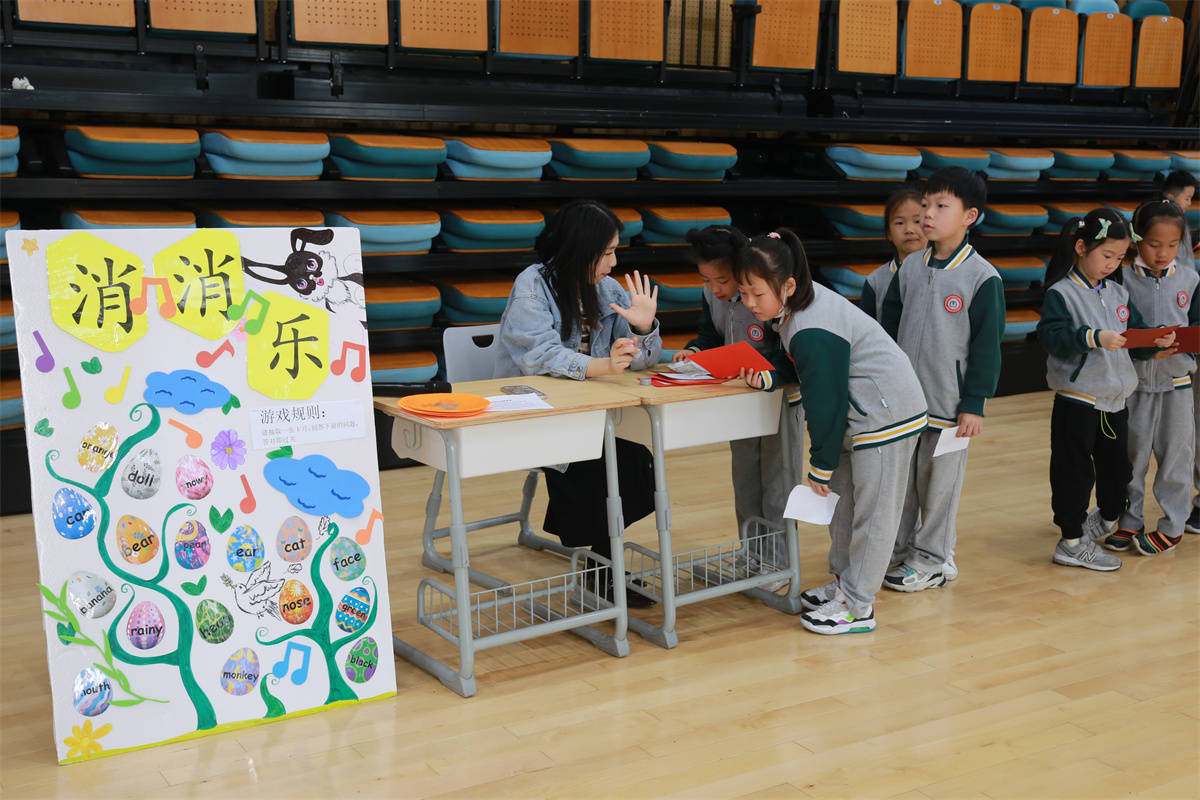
[
  {"x1": 1178, "y1": 291, "x2": 1189, "y2": 308},
  {"x1": 1116, "y1": 305, "x2": 1130, "y2": 322},
  {"x1": 944, "y1": 294, "x2": 963, "y2": 313},
  {"x1": 747, "y1": 324, "x2": 765, "y2": 341}
]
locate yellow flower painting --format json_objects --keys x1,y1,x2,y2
[{"x1": 63, "y1": 720, "x2": 112, "y2": 759}]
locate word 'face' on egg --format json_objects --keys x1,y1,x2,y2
[
  {"x1": 67, "y1": 570, "x2": 116, "y2": 620},
  {"x1": 220, "y1": 648, "x2": 260, "y2": 696},
  {"x1": 72, "y1": 666, "x2": 112, "y2": 717},
  {"x1": 121, "y1": 447, "x2": 162, "y2": 500},
  {"x1": 116, "y1": 514, "x2": 159, "y2": 565},
  {"x1": 344, "y1": 636, "x2": 379, "y2": 684},
  {"x1": 226, "y1": 525, "x2": 264, "y2": 572},
  {"x1": 275, "y1": 516, "x2": 312, "y2": 563},
  {"x1": 334, "y1": 586, "x2": 372, "y2": 634},
  {"x1": 175, "y1": 455, "x2": 214, "y2": 500},
  {"x1": 194, "y1": 599, "x2": 234, "y2": 644},
  {"x1": 126, "y1": 600, "x2": 165, "y2": 649},
  {"x1": 77, "y1": 422, "x2": 120, "y2": 473},
  {"x1": 174, "y1": 520, "x2": 211, "y2": 570},
  {"x1": 278, "y1": 579, "x2": 314, "y2": 625},
  {"x1": 52, "y1": 487, "x2": 96, "y2": 540},
  {"x1": 328, "y1": 537, "x2": 366, "y2": 581}
]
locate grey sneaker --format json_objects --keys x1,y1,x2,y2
[
  {"x1": 883, "y1": 562, "x2": 946, "y2": 592},
  {"x1": 1081, "y1": 509, "x2": 1118, "y2": 542},
  {"x1": 1053, "y1": 538, "x2": 1121, "y2": 571},
  {"x1": 943, "y1": 555, "x2": 958, "y2": 582},
  {"x1": 799, "y1": 578, "x2": 839, "y2": 611}
]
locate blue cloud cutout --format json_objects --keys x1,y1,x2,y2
[
  {"x1": 143, "y1": 370, "x2": 232, "y2": 415},
  {"x1": 263, "y1": 454, "x2": 370, "y2": 519}
]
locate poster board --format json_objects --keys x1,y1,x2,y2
[{"x1": 4, "y1": 226, "x2": 396, "y2": 764}]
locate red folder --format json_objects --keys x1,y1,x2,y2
[
  {"x1": 686, "y1": 341, "x2": 775, "y2": 378},
  {"x1": 1121, "y1": 325, "x2": 1179, "y2": 349},
  {"x1": 1173, "y1": 325, "x2": 1200, "y2": 354}
]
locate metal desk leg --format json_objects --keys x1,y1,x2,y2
[
  {"x1": 626, "y1": 405, "x2": 679, "y2": 649},
  {"x1": 419, "y1": 467, "x2": 514, "y2": 591}
]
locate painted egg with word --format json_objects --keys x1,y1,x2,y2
[
  {"x1": 126, "y1": 600, "x2": 165, "y2": 649},
  {"x1": 121, "y1": 447, "x2": 161, "y2": 500},
  {"x1": 220, "y1": 648, "x2": 260, "y2": 696},
  {"x1": 226, "y1": 524, "x2": 265, "y2": 572},
  {"x1": 278, "y1": 579, "x2": 314, "y2": 625},
  {"x1": 194, "y1": 598, "x2": 234, "y2": 644},
  {"x1": 72, "y1": 666, "x2": 112, "y2": 717},
  {"x1": 77, "y1": 422, "x2": 119, "y2": 473},
  {"x1": 328, "y1": 537, "x2": 366, "y2": 581},
  {"x1": 116, "y1": 514, "x2": 159, "y2": 565},
  {"x1": 52, "y1": 487, "x2": 96, "y2": 540},
  {"x1": 335, "y1": 586, "x2": 372, "y2": 634},
  {"x1": 275, "y1": 516, "x2": 312, "y2": 563},
  {"x1": 175, "y1": 455, "x2": 213, "y2": 500},
  {"x1": 344, "y1": 636, "x2": 379, "y2": 684},
  {"x1": 174, "y1": 520, "x2": 211, "y2": 570},
  {"x1": 67, "y1": 570, "x2": 116, "y2": 620}
]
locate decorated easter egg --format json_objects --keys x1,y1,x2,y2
[
  {"x1": 226, "y1": 525, "x2": 264, "y2": 572},
  {"x1": 67, "y1": 570, "x2": 116, "y2": 620},
  {"x1": 77, "y1": 422, "x2": 119, "y2": 473},
  {"x1": 174, "y1": 520, "x2": 211, "y2": 569},
  {"x1": 52, "y1": 487, "x2": 95, "y2": 540},
  {"x1": 126, "y1": 600, "x2": 165, "y2": 649},
  {"x1": 276, "y1": 516, "x2": 312, "y2": 563},
  {"x1": 175, "y1": 455, "x2": 213, "y2": 500},
  {"x1": 220, "y1": 648, "x2": 260, "y2": 696},
  {"x1": 195, "y1": 598, "x2": 234, "y2": 644},
  {"x1": 72, "y1": 666, "x2": 112, "y2": 717},
  {"x1": 334, "y1": 586, "x2": 371, "y2": 634},
  {"x1": 116, "y1": 514, "x2": 159, "y2": 564},
  {"x1": 121, "y1": 447, "x2": 162, "y2": 500},
  {"x1": 278, "y1": 579, "x2": 314, "y2": 625},
  {"x1": 344, "y1": 636, "x2": 379, "y2": 684},
  {"x1": 328, "y1": 537, "x2": 366, "y2": 581}
]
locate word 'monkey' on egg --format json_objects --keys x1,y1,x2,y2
[
  {"x1": 275, "y1": 516, "x2": 312, "y2": 563},
  {"x1": 334, "y1": 586, "x2": 372, "y2": 634},
  {"x1": 220, "y1": 648, "x2": 260, "y2": 696},
  {"x1": 126, "y1": 600, "x2": 165, "y2": 649},
  {"x1": 52, "y1": 487, "x2": 96, "y2": 540},
  {"x1": 73, "y1": 666, "x2": 112, "y2": 717},
  {"x1": 174, "y1": 520, "x2": 211, "y2": 570},
  {"x1": 195, "y1": 598, "x2": 234, "y2": 644},
  {"x1": 344, "y1": 636, "x2": 379, "y2": 684},
  {"x1": 67, "y1": 570, "x2": 116, "y2": 620},
  {"x1": 121, "y1": 447, "x2": 162, "y2": 500},
  {"x1": 328, "y1": 537, "x2": 366, "y2": 581},
  {"x1": 175, "y1": 455, "x2": 214, "y2": 500},
  {"x1": 278, "y1": 579, "x2": 314, "y2": 625},
  {"x1": 226, "y1": 525, "x2": 264, "y2": 572},
  {"x1": 77, "y1": 422, "x2": 120, "y2": 473},
  {"x1": 116, "y1": 514, "x2": 160, "y2": 565}
]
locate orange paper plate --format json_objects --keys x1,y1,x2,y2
[{"x1": 398, "y1": 393, "x2": 490, "y2": 417}]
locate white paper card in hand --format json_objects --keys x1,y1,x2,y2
[
  {"x1": 783, "y1": 485, "x2": 841, "y2": 525},
  {"x1": 932, "y1": 426, "x2": 971, "y2": 458},
  {"x1": 485, "y1": 394, "x2": 553, "y2": 412}
]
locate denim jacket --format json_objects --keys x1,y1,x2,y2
[{"x1": 493, "y1": 263, "x2": 663, "y2": 380}]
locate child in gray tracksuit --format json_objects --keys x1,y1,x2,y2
[
  {"x1": 880, "y1": 168, "x2": 1005, "y2": 592},
  {"x1": 859, "y1": 185, "x2": 927, "y2": 321},
  {"x1": 1106, "y1": 200, "x2": 1199, "y2": 555}
]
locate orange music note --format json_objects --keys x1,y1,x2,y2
[
  {"x1": 168, "y1": 419, "x2": 203, "y2": 448},
  {"x1": 129, "y1": 277, "x2": 178, "y2": 318},
  {"x1": 196, "y1": 339, "x2": 235, "y2": 368},
  {"x1": 226, "y1": 290, "x2": 271, "y2": 335},
  {"x1": 331, "y1": 341, "x2": 367, "y2": 382},
  {"x1": 239, "y1": 474, "x2": 256, "y2": 513},
  {"x1": 104, "y1": 366, "x2": 132, "y2": 404},
  {"x1": 356, "y1": 508, "x2": 383, "y2": 546}
]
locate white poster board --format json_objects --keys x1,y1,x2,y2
[{"x1": 5, "y1": 226, "x2": 396, "y2": 764}]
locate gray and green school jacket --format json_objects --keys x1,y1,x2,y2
[
  {"x1": 857, "y1": 258, "x2": 897, "y2": 321},
  {"x1": 880, "y1": 242, "x2": 1005, "y2": 428},
  {"x1": 778, "y1": 283, "x2": 928, "y2": 485},
  {"x1": 684, "y1": 287, "x2": 795, "y2": 390},
  {"x1": 1037, "y1": 268, "x2": 1156, "y2": 412},
  {"x1": 1122, "y1": 259, "x2": 1200, "y2": 392}
]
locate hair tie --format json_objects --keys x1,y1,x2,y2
[
  {"x1": 1093, "y1": 218, "x2": 1112, "y2": 239},
  {"x1": 1076, "y1": 219, "x2": 1085, "y2": 229},
  {"x1": 1131, "y1": 231, "x2": 1143, "y2": 242},
  {"x1": 768, "y1": 232, "x2": 781, "y2": 239}
]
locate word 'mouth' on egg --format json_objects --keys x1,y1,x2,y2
[
  {"x1": 174, "y1": 520, "x2": 211, "y2": 569},
  {"x1": 194, "y1": 598, "x2": 234, "y2": 644},
  {"x1": 220, "y1": 648, "x2": 260, "y2": 696},
  {"x1": 276, "y1": 516, "x2": 312, "y2": 563},
  {"x1": 67, "y1": 570, "x2": 116, "y2": 620},
  {"x1": 73, "y1": 666, "x2": 113, "y2": 717},
  {"x1": 226, "y1": 525, "x2": 265, "y2": 572},
  {"x1": 335, "y1": 586, "x2": 372, "y2": 634},
  {"x1": 278, "y1": 579, "x2": 314, "y2": 625},
  {"x1": 175, "y1": 455, "x2": 214, "y2": 500},
  {"x1": 328, "y1": 537, "x2": 366, "y2": 581},
  {"x1": 126, "y1": 600, "x2": 166, "y2": 649},
  {"x1": 52, "y1": 487, "x2": 96, "y2": 540},
  {"x1": 116, "y1": 514, "x2": 160, "y2": 564}
]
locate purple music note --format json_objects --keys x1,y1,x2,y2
[{"x1": 32, "y1": 330, "x2": 55, "y2": 373}]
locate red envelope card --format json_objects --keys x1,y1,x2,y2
[
  {"x1": 1172, "y1": 325, "x2": 1200, "y2": 353},
  {"x1": 1120, "y1": 325, "x2": 1179, "y2": 349},
  {"x1": 686, "y1": 341, "x2": 775, "y2": 378}
]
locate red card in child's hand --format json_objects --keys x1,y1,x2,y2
[
  {"x1": 1172, "y1": 325, "x2": 1200, "y2": 353},
  {"x1": 1120, "y1": 325, "x2": 1180, "y2": 348},
  {"x1": 686, "y1": 341, "x2": 775, "y2": 377}
]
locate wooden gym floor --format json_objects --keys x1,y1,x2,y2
[{"x1": 1, "y1": 391, "x2": 1197, "y2": 799}]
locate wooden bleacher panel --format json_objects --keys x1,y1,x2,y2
[
  {"x1": 1133, "y1": 14, "x2": 1183, "y2": 88},
  {"x1": 15, "y1": 0, "x2": 134, "y2": 27},
  {"x1": 837, "y1": 0, "x2": 898, "y2": 75},
  {"x1": 147, "y1": 0, "x2": 256, "y2": 34},
  {"x1": 1080, "y1": 11, "x2": 1132, "y2": 86},
  {"x1": 668, "y1": 0, "x2": 734, "y2": 67},
  {"x1": 904, "y1": 0, "x2": 962, "y2": 80},
  {"x1": 496, "y1": 0, "x2": 578, "y2": 58},
  {"x1": 750, "y1": 0, "x2": 820, "y2": 72},
  {"x1": 399, "y1": 0, "x2": 486, "y2": 52},
  {"x1": 967, "y1": 1, "x2": 1023, "y2": 82},
  {"x1": 293, "y1": 0, "x2": 388, "y2": 46},
  {"x1": 1025, "y1": 5, "x2": 1079, "y2": 83},
  {"x1": 592, "y1": 0, "x2": 664, "y2": 62}
]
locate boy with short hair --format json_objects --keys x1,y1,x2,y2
[
  {"x1": 880, "y1": 166, "x2": 1005, "y2": 590},
  {"x1": 1163, "y1": 169, "x2": 1197, "y2": 271}
]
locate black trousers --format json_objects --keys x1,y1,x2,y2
[
  {"x1": 1049, "y1": 396, "x2": 1131, "y2": 539},
  {"x1": 541, "y1": 438, "x2": 656, "y2": 555}
]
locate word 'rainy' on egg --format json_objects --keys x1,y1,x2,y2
[
  {"x1": 220, "y1": 648, "x2": 260, "y2": 696},
  {"x1": 328, "y1": 537, "x2": 366, "y2": 581},
  {"x1": 335, "y1": 586, "x2": 371, "y2": 634},
  {"x1": 194, "y1": 598, "x2": 234, "y2": 644},
  {"x1": 278, "y1": 579, "x2": 314, "y2": 625},
  {"x1": 67, "y1": 570, "x2": 116, "y2": 619},
  {"x1": 116, "y1": 514, "x2": 160, "y2": 564},
  {"x1": 126, "y1": 600, "x2": 166, "y2": 649},
  {"x1": 344, "y1": 636, "x2": 379, "y2": 684},
  {"x1": 175, "y1": 455, "x2": 214, "y2": 500},
  {"x1": 174, "y1": 520, "x2": 211, "y2": 569},
  {"x1": 226, "y1": 525, "x2": 265, "y2": 572},
  {"x1": 275, "y1": 516, "x2": 312, "y2": 563},
  {"x1": 52, "y1": 487, "x2": 96, "y2": 540},
  {"x1": 77, "y1": 422, "x2": 120, "y2": 473},
  {"x1": 121, "y1": 447, "x2": 161, "y2": 500},
  {"x1": 73, "y1": 666, "x2": 112, "y2": 717}
]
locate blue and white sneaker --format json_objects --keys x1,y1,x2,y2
[{"x1": 800, "y1": 588, "x2": 876, "y2": 635}]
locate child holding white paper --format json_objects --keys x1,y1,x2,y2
[{"x1": 738, "y1": 229, "x2": 927, "y2": 635}]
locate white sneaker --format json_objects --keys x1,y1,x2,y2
[
  {"x1": 800, "y1": 588, "x2": 876, "y2": 635},
  {"x1": 942, "y1": 555, "x2": 958, "y2": 582},
  {"x1": 799, "y1": 578, "x2": 839, "y2": 611},
  {"x1": 1081, "y1": 509, "x2": 1118, "y2": 542},
  {"x1": 883, "y1": 562, "x2": 946, "y2": 592}
]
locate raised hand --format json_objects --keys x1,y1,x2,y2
[{"x1": 609, "y1": 270, "x2": 659, "y2": 335}]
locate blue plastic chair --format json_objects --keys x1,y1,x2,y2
[
  {"x1": 1123, "y1": 0, "x2": 1170, "y2": 19},
  {"x1": 1070, "y1": 0, "x2": 1119, "y2": 15}
]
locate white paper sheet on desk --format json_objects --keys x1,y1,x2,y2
[
  {"x1": 784, "y1": 485, "x2": 841, "y2": 525},
  {"x1": 932, "y1": 426, "x2": 971, "y2": 458},
  {"x1": 485, "y1": 393, "x2": 553, "y2": 412}
]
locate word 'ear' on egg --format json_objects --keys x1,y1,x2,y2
[{"x1": 226, "y1": 524, "x2": 265, "y2": 572}]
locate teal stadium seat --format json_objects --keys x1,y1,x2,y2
[
  {"x1": 324, "y1": 210, "x2": 441, "y2": 254},
  {"x1": 201, "y1": 129, "x2": 328, "y2": 180},
  {"x1": 61, "y1": 209, "x2": 197, "y2": 229},
  {"x1": 444, "y1": 137, "x2": 552, "y2": 181},
  {"x1": 329, "y1": 134, "x2": 446, "y2": 181},
  {"x1": 64, "y1": 125, "x2": 199, "y2": 179}
]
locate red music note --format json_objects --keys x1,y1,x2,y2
[
  {"x1": 331, "y1": 341, "x2": 367, "y2": 382},
  {"x1": 356, "y1": 508, "x2": 383, "y2": 546},
  {"x1": 196, "y1": 339, "x2": 235, "y2": 368},
  {"x1": 239, "y1": 474, "x2": 256, "y2": 513},
  {"x1": 226, "y1": 290, "x2": 271, "y2": 335},
  {"x1": 168, "y1": 419, "x2": 203, "y2": 448},
  {"x1": 32, "y1": 330, "x2": 55, "y2": 373},
  {"x1": 129, "y1": 277, "x2": 178, "y2": 318}
]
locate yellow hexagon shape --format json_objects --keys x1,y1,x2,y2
[
  {"x1": 153, "y1": 229, "x2": 246, "y2": 341},
  {"x1": 47, "y1": 232, "x2": 147, "y2": 352},
  {"x1": 245, "y1": 291, "x2": 330, "y2": 400}
]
